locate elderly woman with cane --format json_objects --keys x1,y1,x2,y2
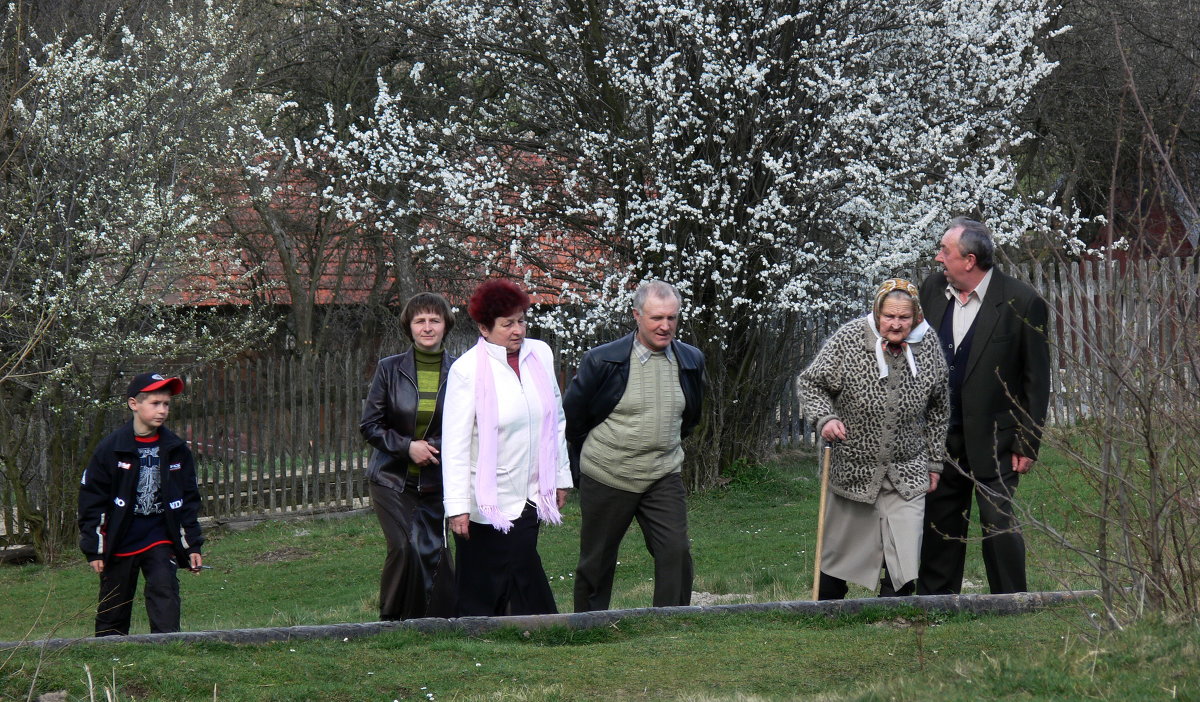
[
  {"x1": 360, "y1": 292, "x2": 457, "y2": 620},
  {"x1": 799, "y1": 279, "x2": 949, "y2": 599},
  {"x1": 441, "y1": 279, "x2": 573, "y2": 616}
]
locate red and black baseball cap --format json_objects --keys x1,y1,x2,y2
[{"x1": 126, "y1": 372, "x2": 185, "y2": 398}]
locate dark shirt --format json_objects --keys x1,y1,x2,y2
[{"x1": 114, "y1": 434, "x2": 170, "y2": 556}]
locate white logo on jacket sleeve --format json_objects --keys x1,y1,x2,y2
[
  {"x1": 169, "y1": 499, "x2": 183, "y2": 509},
  {"x1": 118, "y1": 461, "x2": 132, "y2": 470},
  {"x1": 114, "y1": 497, "x2": 126, "y2": 507},
  {"x1": 169, "y1": 462, "x2": 182, "y2": 471}
]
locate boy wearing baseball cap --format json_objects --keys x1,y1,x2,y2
[{"x1": 77, "y1": 372, "x2": 204, "y2": 636}]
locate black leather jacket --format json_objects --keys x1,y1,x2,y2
[
  {"x1": 562, "y1": 333, "x2": 705, "y2": 482},
  {"x1": 360, "y1": 348, "x2": 455, "y2": 493}
]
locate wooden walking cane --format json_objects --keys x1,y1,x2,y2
[{"x1": 811, "y1": 443, "x2": 833, "y2": 601}]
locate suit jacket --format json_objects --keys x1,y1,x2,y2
[{"x1": 920, "y1": 268, "x2": 1050, "y2": 478}]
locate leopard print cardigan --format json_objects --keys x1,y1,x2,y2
[{"x1": 798, "y1": 316, "x2": 950, "y2": 504}]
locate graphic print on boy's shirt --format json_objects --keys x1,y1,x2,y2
[
  {"x1": 114, "y1": 436, "x2": 170, "y2": 556},
  {"x1": 134, "y1": 444, "x2": 163, "y2": 515}
]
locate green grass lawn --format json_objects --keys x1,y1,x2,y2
[
  {"x1": 3, "y1": 449, "x2": 1185, "y2": 701},
  {"x1": 0, "y1": 449, "x2": 1093, "y2": 640},
  {"x1": 4, "y1": 608, "x2": 1196, "y2": 701}
]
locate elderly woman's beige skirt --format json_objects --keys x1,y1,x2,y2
[{"x1": 820, "y1": 475, "x2": 924, "y2": 591}]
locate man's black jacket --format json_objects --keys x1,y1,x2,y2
[{"x1": 562, "y1": 332, "x2": 705, "y2": 483}]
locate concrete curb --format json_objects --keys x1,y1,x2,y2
[{"x1": 0, "y1": 590, "x2": 1098, "y2": 650}]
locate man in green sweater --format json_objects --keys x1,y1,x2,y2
[{"x1": 564, "y1": 280, "x2": 706, "y2": 611}]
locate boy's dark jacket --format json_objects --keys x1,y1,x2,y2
[{"x1": 78, "y1": 421, "x2": 204, "y2": 566}]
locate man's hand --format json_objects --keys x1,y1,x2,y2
[
  {"x1": 449, "y1": 514, "x2": 470, "y2": 539},
  {"x1": 89, "y1": 559, "x2": 104, "y2": 574},
  {"x1": 821, "y1": 419, "x2": 847, "y2": 442},
  {"x1": 188, "y1": 552, "x2": 203, "y2": 573},
  {"x1": 556, "y1": 488, "x2": 569, "y2": 509},
  {"x1": 927, "y1": 472, "x2": 940, "y2": 493},
  {"x1": 1012, "y1": 453, "x2": 1034, "y2": 474},
  {"x1": 408, "y1": 440, "x2": 440, "y2": 466}
]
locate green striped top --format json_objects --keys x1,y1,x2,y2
[{"x1": 407, "y1": 347, "x2": 443, "y2": 479}]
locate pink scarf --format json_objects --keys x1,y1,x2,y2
[{"x1": 473, "y1": 337, "x2": 563, "y2": 532}]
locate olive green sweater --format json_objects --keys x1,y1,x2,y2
[{"x1": 580, "y1": 347, "x2": 684, "y2": 493}]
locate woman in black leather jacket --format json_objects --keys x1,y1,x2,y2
[{"x1": 359, "y1": 292, "x2": 457, "y2": 619}]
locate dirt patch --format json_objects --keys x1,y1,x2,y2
[
  {"x1": 691, "y1": 591, "x2": 754, "y2": 606},
  {"x1": 251, "y1": 547, "x2": 312, "y2": 564},
  {"x1": 869, "y1": 616, "x2": 928, "y2": 629},
  {"x1": 120, "y1": 681, "x2": 154, "y2": 699}
]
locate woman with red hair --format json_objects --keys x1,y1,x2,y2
[{"x1": 441, "y1": 279, "x2": 573, "y2": 615}]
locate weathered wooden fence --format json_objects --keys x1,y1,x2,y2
[
  {"x1": 3, "y1": 257, "x2": 1197, "y2": 543},
  {"x1": 770, "y1": 256, "x2": 1200, "y2": 445},
  {"x1": 171, "y1": 349, "x2": 378, "y2": 522},
  {"x1": 1021, "y1": 256, "x2": 1198, "y2": 429},
  {"x1": 189, "y1": 256, "x2": 1200, "y2": 520}
]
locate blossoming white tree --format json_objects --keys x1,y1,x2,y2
[
  {"x1": 333, "y1": 0, "x2": 1066, "y2": 486},
  {"x1": 225, "y1": 0, "x2": 455, "y2": 352},
  {"x1": 0, "y1": 2, "x2": 271, "y2": 560}
]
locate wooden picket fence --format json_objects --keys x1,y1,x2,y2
[
  {"x1": 186, "y1": 255, "x2": 1199, "y2": 520},
  {"x1": 2, "y1": 256, "x2": 1197, "y2": 543},
  {"x1": 770, "y1": 256, "x2": 1200, "y2": 446},
  {"x1": 170, "y1": 349, "x2": 379, "y2": 522},
  {"x1": 1018, "y1": 256, "x2": 1198, "y2": 429}
]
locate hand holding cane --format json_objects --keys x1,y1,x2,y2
[{"x1": 811, "y1": 442, "x2": 833, "y2": 601}]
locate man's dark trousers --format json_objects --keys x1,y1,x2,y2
[
  {"x1": 95, "y1": 544, "x2": 180, "y2": 636},
  {"x1": 918, "y1": 429, "x2": 1026, "y2": 595},
  {"x1": 574, "y1": 472, "x2": 692, "y2": 611},
  {"x1": 917, "y1": 268, "x2": 1047, "y2": 595}
]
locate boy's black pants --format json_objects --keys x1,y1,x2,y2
[{"x1": 95, "y1": 544, "x2": 181, "y2": 636}]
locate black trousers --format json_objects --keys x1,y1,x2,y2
[
  {"x1": 918, "y1": 429, "x2": 1027, "y2": 595},
  {"x1": 817, "y1": 568, "x2": 915, "y2": 600},
  {"x1": 95, "y1": 544, "x2": 180, "y2": 636},
  {"x1": 453, "y1": 502, "x2": 558, "y2": 616},
  {"x1": 574, "y1": 472, "x2": 693, "y2": 612},
  {"x1": 369, "y1": 482, "x2": 455, "y2": 620}
]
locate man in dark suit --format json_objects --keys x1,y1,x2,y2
[{"x1": 917, "y1": 217, "x2": 1050, "y2": 595}]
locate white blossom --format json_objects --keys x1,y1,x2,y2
[{"x1": 324, "y1": 0, "x2": 1071, "y2": 357}]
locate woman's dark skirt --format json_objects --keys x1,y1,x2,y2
[
  {"x1": 369, "y1": 481, "x2": 455, "y2": 620},
  {"x1": 453, "y1": 502, "x2": 558, "y2": 616}
]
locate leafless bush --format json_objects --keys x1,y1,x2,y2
[
  {"x1": 1027, "y1": 26, "x2": 1199, "y2": 624},
  {"x1": 1033, "y1": 256, "x2": 1200, "y2": 624}
]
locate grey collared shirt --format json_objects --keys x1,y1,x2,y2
[{"x1": 632, "y1": 337, "x2": 676, "y2": 365}]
